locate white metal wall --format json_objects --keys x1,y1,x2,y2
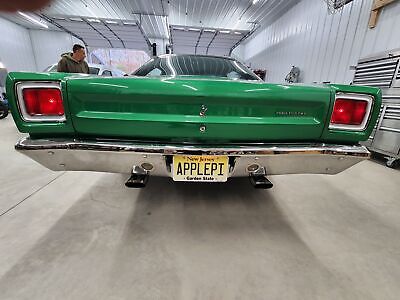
[
  {"x1": 0, "y1": 16, "x2": 84, "y2": 72},
  {"x1": 243, "y1": 0, "x2": 400, "y2": 84},
  {"x1": 29, "y1": 30, "x2": 83, "y2": 72},
  {"x1": 0, "y1": 17, "x2": 37, "y2": 72}
]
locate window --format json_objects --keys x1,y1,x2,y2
[
  {"x1": 89, "y1": 67, "x2": 100, "y2": 75},
  {"x1": 147, "y1": 68, "x2": 163, "y2": 77},
  {"x1": 134, "y1": 55, "x2": 259, "y2": 81},
  {"x1": 101, "y1": 70, "x2": 113, "y2": 76},
  {"x1": 43, "y1": 65, "x2": 58, "y2": 72}
]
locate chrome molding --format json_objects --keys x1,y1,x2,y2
[
  {"x1": 329, "y1": 93, "x2": 374, "y2": 131},
  {"x1": 15, "y1": 137, "x2": 370, "y2": 176},
  {"x1": 15, "y1": 81, "x2": 66, "y2": 122},
  {"x1": 15, "y1": 137, "x2": 370, "y2": 156}
]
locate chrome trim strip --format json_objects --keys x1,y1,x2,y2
[
  {"x1": 15, "y1": 81, "x2": 66, "y2": 122},
  {"x1": 15, "y1": 137, "x2": 370, "y2": 176},
  {"x1": 329, "y1": 92, "x2": 374, "y2": 131}
]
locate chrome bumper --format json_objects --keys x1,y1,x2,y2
[{"x1": 15, "y1": 137, "x2": 370, "y2": 176}]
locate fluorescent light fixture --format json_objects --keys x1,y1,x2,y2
[
  {"x1": 234, "y1": 31, "x2": 242, "y2": 35},
  {"x1": 69, "y1": 17, "x2": 83, "y2": 22},
  {"x1": 52, "y1": 16, "x2": 66, "y2": 20},
  {"x1": 105, "y1": 20, "x2": 118, "y2": 24},
  {"x1": 204, "y1": 29, "x2": 216, "y2": 33},
  {"x1": 123, "y1": 21, "x2": 136, "y2": 26},
  {"x1": 253, "y1": 0, "x2": 260, "y2": 4},
  {"x1": 220, "y1": 30, "x2": 230, "y2": 34},
  {"x1": 189, "y1": 28, "x2": 200, "y2": 31},
  {"x1": 18, "y1": 11, "x2": 48, "y2": 29},
  {"x1": 87, "y1": 18, "x2": 100, "y2": 23},
  {"x1": 174, "y1": 27, "x2": 186, "y2": 31}
]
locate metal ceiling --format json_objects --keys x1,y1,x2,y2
[
  {"x1": 42, "y1": 15, "x2": 151, "y2": 50},
  {"x1": 170, "y1": 26, "x2": 250, "y2": 56},
  {"x1": 41, "y1": 0, "x2": 298, "y2": 38},
  {"x1": 0, "y1": 12, "x2": 59, "y2": 30},
  {"x1": 1, "y1": 0, "x2": 300, "y2": 54}
]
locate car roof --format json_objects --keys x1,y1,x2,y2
[{"x1": 157, "y1": 54, "x2": 235, "y2": 61}]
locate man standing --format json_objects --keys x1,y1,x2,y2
[{"x1": 57, "y1": 44, "x2": 89, "y2": 74}]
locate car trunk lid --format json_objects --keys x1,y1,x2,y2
[{"x1": 66, "y1": 76, "x2": 332, "y2": 143}]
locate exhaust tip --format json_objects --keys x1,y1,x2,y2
[
  {"x1": 249, "y1": 175, "x2": 273, "y2": 189},
  {"x1": 247, "y1": 164, "x2": 260, "y2": 173},
  {"x1": 125, "y1": 173, "x2": 149, "y2": 188}
]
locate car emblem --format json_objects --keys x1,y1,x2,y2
[{"x1": 199, "y1": 125, "x2": 206, "y2": 133}]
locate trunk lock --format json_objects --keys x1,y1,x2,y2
[{"x1": 199, "y1": 104, "x2": 208, "y2": 117}]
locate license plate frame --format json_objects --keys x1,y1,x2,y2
[{"x1": 172, "y1": 155, "x2": 229, "y2": 182}]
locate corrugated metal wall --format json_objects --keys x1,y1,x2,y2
[
  {"x1": 242, "y1": 0, "x2": 400, "y2": 84},
  {"x1": 0, "y1": 18, "x2": 37, "y2": 72},
  {"x1": 29, "y1": 30, "x2": 83, "y2": 72}
]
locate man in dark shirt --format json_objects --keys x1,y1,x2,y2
[{"x1": 57, "y1": 44, "x2": 89, "y2": 74}]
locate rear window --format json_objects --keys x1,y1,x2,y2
[{"x1": 134, "y1": 55, "x2": 259, "y2": 81}]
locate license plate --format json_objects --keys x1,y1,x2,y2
[{"x1": 172, "y1": 155, "x2": 229, "y2": 182}]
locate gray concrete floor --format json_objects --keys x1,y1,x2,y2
[{"x1": 0, "y1": 117, "x2": 399, "y2": 300}]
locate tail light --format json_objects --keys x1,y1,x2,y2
[
  {"x1": 329, "y1": 93, "x2": 373, "y2": 131},
  {"x1": 16, "y1": 82, "x2": 66, "y2": 122}
]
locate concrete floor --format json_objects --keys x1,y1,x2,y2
[{"x1": 0, "y1": 117, "x2": 399, "y2": 300}]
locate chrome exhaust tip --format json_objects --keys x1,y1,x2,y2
[
  {"x1": 249, "y1": 175, "x2": 273, "y2": 189},
  {"x1": 125, "y1": 173, "x2": 149, "y2": 188},
  {"x1": 125, "y1": 166, "x2": 149, "y2": 188}
]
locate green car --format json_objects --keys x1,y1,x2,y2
[{"x1": 6, "y1": 54, "x2": 381, "y2": 188}]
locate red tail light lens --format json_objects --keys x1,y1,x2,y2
[
  {"x1": 330, "y1": 98, "x2": 368, "y2": 125},
  {"x1": 22, "y1": 88, "x2": 64, "y2": 116}
]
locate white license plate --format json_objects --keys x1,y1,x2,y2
[{"x1": 172, "y1": 155, "x2": 229, "y2": 182}]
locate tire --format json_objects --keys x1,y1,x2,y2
[
  {"x1": 0, "y1": 104, "x2": 8, "y2": 119},
  {"x1": 386, "y1": 159, "x2": 400, "y2": 169}
]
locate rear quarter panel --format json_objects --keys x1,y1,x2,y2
[
  {"x1": 6, "y1": 72, "x2": 382, "y2": 145},
  {"x1": 320, "y1": 84, "x2": 382, "y2": 143},
  {"x1": 6, "y1": 72, "x2": 83, "y2": 138}
]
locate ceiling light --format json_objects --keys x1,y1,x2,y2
[
  {"x1": 234, "y1": 31, "x2": 242, "y2": 35},
  {"x1": 204, "y1": 29, "x2": 216, "y2": 33},
  {"x1": 123, "y1": 22, "x2": 136, "y2": 26},
  {"x1": 253, "y1": 0, "x2": 260, "y2": 4},
  {"x1": 18, "y1": 11, "x2": 48, "y2": 29},
  {"x1": 105, "y1": 20, "x2": 118, "y2": 24},
  {"x1": 174, "y1": 27, "x2": 186, "y2": 31},
  {"x1": 87, "y1": 18, "x2": 100, "y2": 23},
  {"x1": 189, "y1": 28, "x2": 200, "y2": 31},
  {"x1": 220, "y1": 30, "x2": 230, "y2": 34},
  {"x1": 69, "y1": 17, "x2": 83, "y2": 22}
]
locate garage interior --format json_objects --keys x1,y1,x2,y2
[{"x1": 0, "y1": 0, "x2": 400, "y2": 299}]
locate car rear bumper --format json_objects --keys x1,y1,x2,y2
[{"x1": 15, "y1": 137, "x2": 370, "y2": 176}]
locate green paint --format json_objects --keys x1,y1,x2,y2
[{"x1": 6, "y1": 72, "x2": 381, "y2": 144}]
